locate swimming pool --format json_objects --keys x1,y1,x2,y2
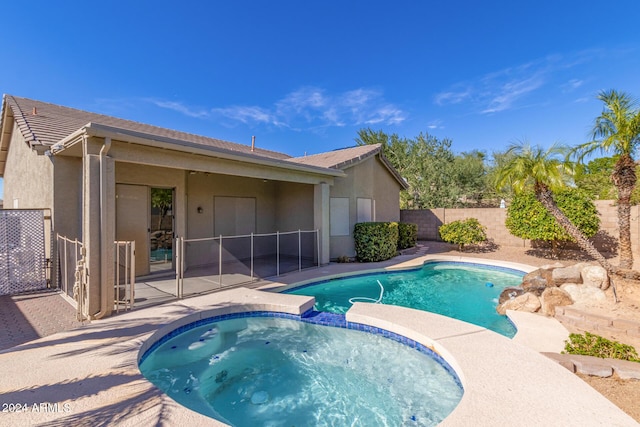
[
  {"x1": 286, "y1": 261, "x2": 524, "y2": 337},
  {"x1": 139, "y1": 314, "x2": 463, "y2": 426}
]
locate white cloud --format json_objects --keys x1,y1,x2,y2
[
  {"x1": 210, "y1": 105, "x2": 274, "y2": 124},
  {"x1": 208, "y1": 87, "x2": 406, "y2": 129},
  {"x1": 482, "y1": 74, "x2": 545, "y2": 114},
  {"x1": 432, "y1": 50, "x2": 612, "y2": 115},
  {"x1": 150, "y1": 86, "x2": 406, "y2": 130},
  {"x1": 434, "y1": 88, "x2": 471, "y2": 105},
  {"x1": 152, "y1": 100, "x2": 209, "y2": 118},
  {"x1": 427, "y1": 119, "x2": 443, "y2": 129},
  {"x1": 561, "y1": 78, "x2": 584, "y2": 93}
]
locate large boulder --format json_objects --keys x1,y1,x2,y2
[
  {"x1": 522, "y1": 268, "x2": 555, "y2": 296},
  {"x1": 560, "y1": 283, "x2": 607, "y2": 304},
  {"x1": 551, "y1": 266, "x2": 582, "y2": 286},
  {"x1": 581, "y1": 265, "x2": 609, "y2": 290},
  {"x1": 496, "y1": 292, "x2": 541, "y2": 315},
  {"x1": 540, "y1": 287, "x2": 573, "y2": 316},
  {"x1": 498, "y1": 287, "x2": 526, "y2": 305},
  {"x1": 540, "y1": 262, "x2": 564, "y2": 270}
]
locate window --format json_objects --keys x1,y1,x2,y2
[
  {"x1": 330, "y1": 198, "x2": 349, "y2": 236},
  {"x1": 357, "y1": 198, "x2": 373, "y2": 222}
]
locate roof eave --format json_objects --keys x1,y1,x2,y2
[{"x1": 53, "y1": 122, "x2": 346, "y2": 178}]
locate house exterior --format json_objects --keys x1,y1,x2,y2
[{"x1": 0, "y1": 94, "x2": 407, "y2": 318}]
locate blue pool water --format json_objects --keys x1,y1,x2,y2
[
  {"x1": 139, "y1": 315, "x2": 463, "y2": 426},
  {"x1": 287, "y1": 262, "x2": 524, "y2": 337}
]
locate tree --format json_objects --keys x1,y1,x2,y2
[
  {"x1": 573, "y1": 90, "x2": 640, "y2": 269},
  {"x1": 151, "y1": 188, "x2": 173, "y2": 231},
  {"x1": 574, "y1": 156, "x2": 618, "y2": 200},
  {"x1": 506, "y1": 190, "x2": 600, "y2": 258},
  {"x1": 494, "y1": 141, "x2": 619, "y2": 273},
  {"x1": 453, "y1": 150, "x2": 488, "y2": 205},
  {"x1": 356, "y1": 128, "x2": 463, "y2": 209}
]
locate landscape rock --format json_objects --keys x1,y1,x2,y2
[
  {"x1": 539, "y1": 262, "x2": 565, "y2": 270},
  {"x1": 496, "y1": 292, "x2": 541, "y2": 315},
  {"x1": 540, "y1": 287, "x2": 574, "y2": 316},
  {"x1": 581, "y1": 265, "x2": 609, "y2": 290},
  {"x1": 498, "y1": 287, "x2": 525, "y2": 305},
  {"x1": 560, "y1": 283, "x2": 606, "y2": 304},
  {"x1": 522, "y1": 268, "x2": 555, "y2": 295},
  {"x1": 551, "y1": 266, "x2": 582, "y2": 286}
]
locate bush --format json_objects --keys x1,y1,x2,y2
[
  {"x1": 563, "y1": 332, "x2": 640, "y2": 362},
  {"x1": 397, "y1": 222, "x2": 417, "y2": 250},
  {"x1": 438, "y1": 218, "x2": 487, "y2": 251},
  {"x1": 354, "y1": 222, "x2": 399, "y2": 262}
]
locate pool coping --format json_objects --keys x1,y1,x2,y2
[{"x1": 0, "y1": 256, "x2": 636, "y2": 426}]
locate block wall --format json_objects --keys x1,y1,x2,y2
[{"x1": 400, "y1": 200, "x2": 640, "y2": 257}]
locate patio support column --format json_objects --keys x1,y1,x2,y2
[
  {"x1": 314, "y1": 182, "x2": 330, "y2": 265},
  {"x1": 82, "y1": 154, "x2": 102, "y2": 316},
  {"x1": 82, "y1": 152, "x2": 115, "y2": 318}
]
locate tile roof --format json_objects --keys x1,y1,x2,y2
[
  {"x1": 288, "y1": 143, "x2": 408, "y2": 189},
  {"x1": 287, "y1": 144, "x2": 382, "y2": 169},
  {"x1": 1, "y1": 95, "x2": 291, "y2": 160},
  {"x1": 0, "y1": 95, "x2": 406, "y2": 188}
]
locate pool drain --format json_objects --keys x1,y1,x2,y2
[{"x1": 251, "y1": 390, "x2": 269, "y2": 405}]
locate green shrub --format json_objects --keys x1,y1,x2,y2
[
  {"x1": 397, "y1": 222, "x2": 417, "y2": 250},
  {"x1": 354, "y1": 222, "x2": 399, "y2": 262},
  {"x1": 438, "y1": 218, "x2": 487, "y2": 251},
  {"x1": 562, "y1": 332, "x2": 640, "y2": 362}
]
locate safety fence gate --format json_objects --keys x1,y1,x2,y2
[
  {"x1": 114, "y1": 241, "x2": 135, "y2": 313},
  {"x1": 57, "y1": 236, "x2": 136, "y2": 318},
  {"x1": 176, "y1": 229, "x2": 319, "y2": 298},
  {"x1": 0, "y1": 210, "x2": 47, "y2": 295},
  {"x1": 56, "y1": 234, "x2": 87, "y2": 320}
]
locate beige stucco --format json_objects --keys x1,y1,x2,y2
[
  {"x1": 1, "y1": 117, "x2": 402, "y2": 317},
  {"x1": 52, "y1": 157, "x2": 82, "y2": 239},
  {"x1": 328, "y1": 155, "x2": 402, "y2": 259},
  {"x1": 3, "y1": 122, "x2": 53, "y2": 210}
]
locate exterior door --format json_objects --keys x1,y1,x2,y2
[
  {"x1": 149, "y1": 188, "x2": 174, "y2": 273},
  {"x1": 116, "y1": 184, "x2": 150, "y2": 276}
]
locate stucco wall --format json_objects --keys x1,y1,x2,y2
[
  {"x1": 187, "y1": 173, "x2": 277, "y2": 238},
  {"x1": 329, "y1": 155, "x2": 402, "y2": 259},
  {"x1": 3, "y1": 122, "x2": 53, "y2": 209},
  {"x1": 53, "y1": 157, "x2": 82, "y2": 239},
  {"x1": 275, "y1": 182, "x2": 314, "y2": 231},
  {"x1": 401, "y1": 200, "x2": 640, "y2": 257},
  {"x1": 373, "y1": 162, "x2": 401, "y2": 222}
]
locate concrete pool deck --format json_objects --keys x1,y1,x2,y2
[{"x1": 0, "y1": 255, "x2": 637, "y2": 426}]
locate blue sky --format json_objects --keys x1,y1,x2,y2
[{"x1": 1, "y1": 1, "x2": 640, "y2": 199}]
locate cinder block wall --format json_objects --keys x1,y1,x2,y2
[{"x1": 400, "y1": 200, "x2": 640, "y2": 257}]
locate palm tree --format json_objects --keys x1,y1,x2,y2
[
  {"x1": 573, "y1": 90, "x2": 640, "y2": 269},
  {"x1": 495, "y1": 142, "x2": 618, "y2": 273}
]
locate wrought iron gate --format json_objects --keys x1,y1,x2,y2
[{"x1": 0, "y1": 210, "x2": 47, "y2": 295}]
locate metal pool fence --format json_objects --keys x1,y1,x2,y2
[{"x1": 175, "y1": 229, "x2": 319, "y2": 298}]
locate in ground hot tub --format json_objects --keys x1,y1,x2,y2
[{"x1": 139, "y1": 312, "x2": 463, "y2": 426}]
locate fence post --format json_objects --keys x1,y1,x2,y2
[
  {"x1": 219, "y1": 235, "x2": 223, "y2": 288},
  {"x1": 298, "y1": 229, "x2": 302, "y2": 272},
  {"x1": 130, "y1": 241, "x2": 135, "y2": 309},
  {"x1": 180, "y1": 237, "x2": 185, "y2": 298},
  {"x1": 316, "y1": 229, "x2": 320, "y2": 268},
  {"x1": 175, "y1": 237, "x2": 180, "y2": 298},
  {"x1": 277, "y1": 231, "x2": 280, "y2": 276},
  {"x1": 251, "y1": 232, "x2": 254, "y2": 280},
  {"x1": 115, "y1": 242, "x2": 120, "y2": 314}
]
